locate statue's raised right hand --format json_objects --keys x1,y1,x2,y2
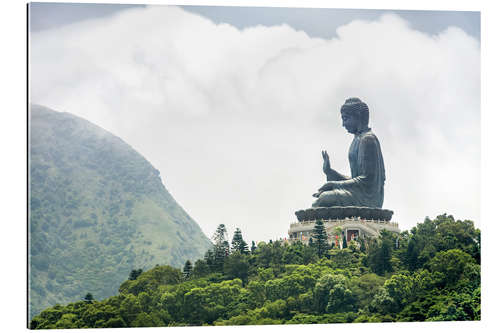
[{"x1": 322, "y1": 150, "x2": 332, "y2": 174}]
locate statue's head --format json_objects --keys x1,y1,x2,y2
[{"x1": 340, "y1": 97, "x2": 369, "y2": 134}]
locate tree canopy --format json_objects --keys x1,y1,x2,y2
[{"x1": 30, "y1": 214, "x2": 480, "y2": 328}]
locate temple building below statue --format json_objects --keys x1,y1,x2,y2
[{"x1": 288, "y1": 216, "x2": 400, "y2": 245}]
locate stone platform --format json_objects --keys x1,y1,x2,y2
[{"x1": 295, "y1": 206, "x2": 393, "y2": 222}]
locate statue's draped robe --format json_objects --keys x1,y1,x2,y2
[{"x1": 313, "y1": 128, "x2": 385, "y2": 208}]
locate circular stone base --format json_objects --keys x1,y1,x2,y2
[{"x1": 295, "y1": 206, "x2": 393, "y2": 222}]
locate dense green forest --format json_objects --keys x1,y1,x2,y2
[
  {"x1": 30, "y1": 214, "x2": 480, "y2": 328},
  {"x1": 29, "y1": 105, "x2": 212, "y2": 319}
]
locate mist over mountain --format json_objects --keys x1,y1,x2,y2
[{"x1": 29, "y1": 104, "x2": 212, "y2": 319}]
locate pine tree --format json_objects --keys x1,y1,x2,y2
[
  {"x1": 204, "y1": 249, "x2": 215, "y2": 271},
  {"x1": 312, "y1": 219, "x2": 329, "y2": 257},
  {"x1": 342, "y1": 232, "x2": 348, "y2": 249},
  {"x1": 251, "y1": 240, "x2": 257, "y2": 253},
  {"x1": 231, "y1": 228, "x2": 249, "y2": 254},
  {"x1": 212, "y1": 224, "x2": 228, "y2": 245},
  {"x1": 83, "y1": 293, "x2": 94, "y2": 303},
  {"x1": 212, "y1": 224, "x2": 229, "y2": 272},
  {"x1": 183, "y1": 260, "x2": 193, "y2": 279}
]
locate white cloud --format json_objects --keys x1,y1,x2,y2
[{"x1": 30, "y1": 5, "x2": 480, "y2": 242}]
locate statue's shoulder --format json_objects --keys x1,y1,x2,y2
[
  {"x1": 360, "y1": 129, "x2": 378, "y2": 141},
  {"x1": 359, "y1": 130, "x2": 382, "y2": 149}
]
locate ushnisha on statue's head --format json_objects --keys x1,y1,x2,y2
[{"x1": 340, "y1": 97, "x2": 370, "y2": 135}]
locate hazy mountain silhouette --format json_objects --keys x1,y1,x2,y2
[{"x1": 29, "y1": 104, "x2": 212, "y2": 318}]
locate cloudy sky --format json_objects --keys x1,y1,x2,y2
[{"x1": 29, "y1": 3, "x2": 480, "y2": 243}]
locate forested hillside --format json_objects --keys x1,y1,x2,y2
[
  {"x1": 29, "y1": 105, "x2": 212, "y2": 319},
  {"x1": 30, "y1": 214, "x2": 480, "y2": 328}
]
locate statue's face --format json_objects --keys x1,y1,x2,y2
[{"x1": 341, "y1": 111, "x2": 359, "y2": 134}]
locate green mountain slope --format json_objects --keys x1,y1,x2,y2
[{"x1": 29, "y1": 104, "x2": 212, "y2": 319}]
